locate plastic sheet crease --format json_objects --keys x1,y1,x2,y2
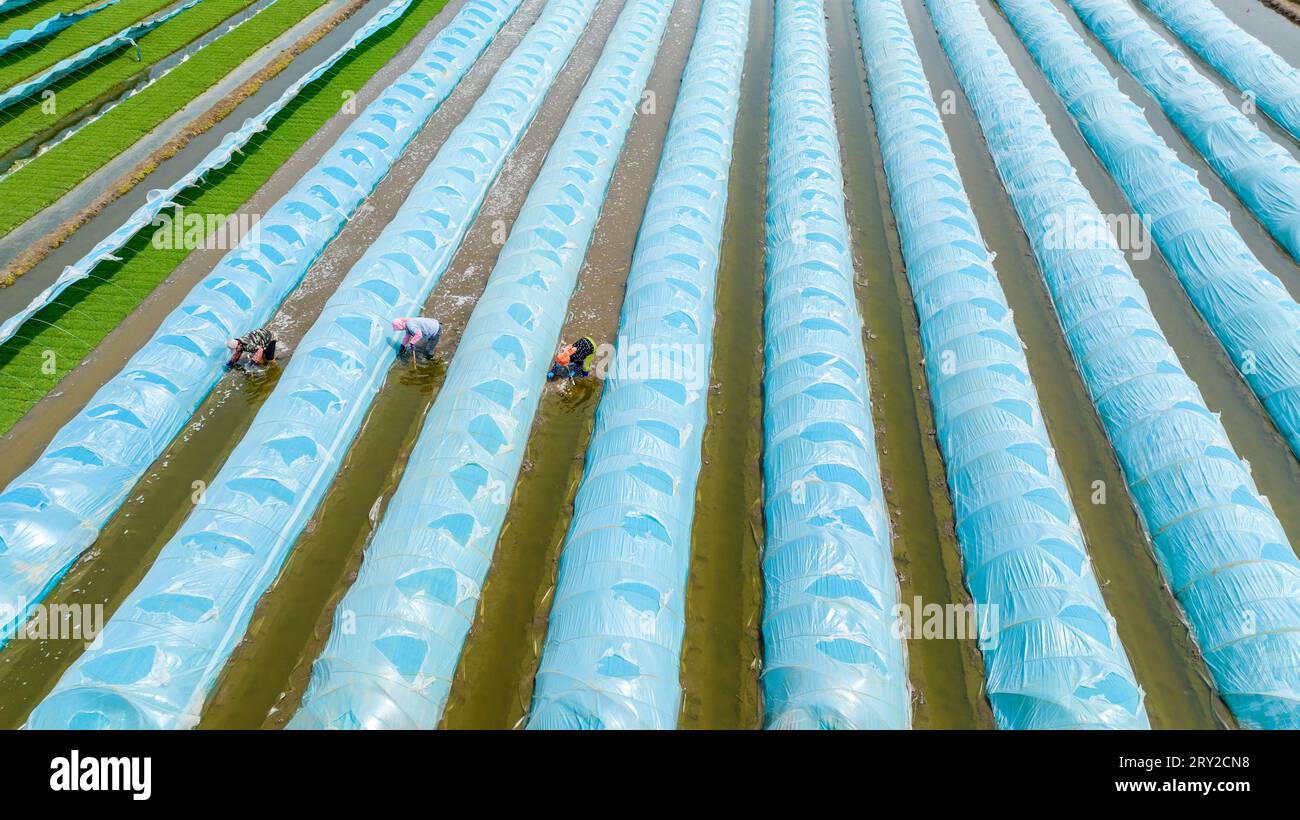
[
  {"x1": 0, "y1": 0, "x2": 520, "y2": 653},
  {"x1": 930, "y1": 0, "x2": 1300, "y2": 730},
  {"x1": 526, "y1": 0, "x2": 748, "y2": 731},
  {"x1": 860, "y1": 0, "x2": 1148, "y2": 729},
  {"x1": 289, "y1": 0, "x2": 676, "y2": 731}
]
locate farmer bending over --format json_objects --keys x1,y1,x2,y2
[
  {"x1": 392, "y1": 316, "x2": 441, "y2": 361},
  {"x1": 226, "y1": 327, "x2": 277, "y2": 367},
  {"x1": 548, "y1": 336, "x2": 596, "y2": 380}
]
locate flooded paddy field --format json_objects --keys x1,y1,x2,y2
[{"x1": 0, "y1": 0, "x2": 1298, "y2": 730}]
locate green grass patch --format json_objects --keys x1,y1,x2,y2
[
  {"x1": 0, "y1": 0, "x2": 449, "y2": 434},
  {"x1": 0, "y1": 0, "x2": 178, "y2": 89},
  {"x1": 0, "y1": 0, "x2": 303, "y2": 232},
  {"x1": 0, "y1": 0, "x2": 264, "y2": 164},
  {"x1": 0, "y1": 1, "x2": 98, "y2": 40}
]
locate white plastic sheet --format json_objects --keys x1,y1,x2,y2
[
  {"x1": 527, "y1": 0, "x2": 748, "y2": 731},
  {"x1": 290, "y1": 0, "x2": 675, "y2": 731},
  {"x1": 859, "y1": 0, "x2": 1147, "y2": 729},
  {"x1": 0, "y1": 0, "x2": 519, "y2": 655},
  {"x1": 930, "y1": 0, "x2": 1300, "y2": 731}
]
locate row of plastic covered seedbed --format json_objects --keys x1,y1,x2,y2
[{"x1": 1, "y1": 0, "x2": 1299, "y2": 730}]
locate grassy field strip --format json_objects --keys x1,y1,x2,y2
[
  {"x1": 0, "y1": 0, "x2": 177, "y2": 89},
  {"x1": 0, "y1": 3, "x2": 98, "y2": 39},
  {"x1": 0, "y1": 0, "x2": 265, "y2": 162},
  {"x1": 0, "y1": 0, "x2": 356, "y2": 282},
  {"x1": 0, "y1": 1, "x2": 116, "y2": 59},
  {"x1": 0, "y1": 0, "x2": 449, "y2": 433},
  {"x1": 0, "y1": 0, "x2": 201, "y2": 116},
  {"x1": 0, "y1": 0, "x2": 291, "y2": 229},
  {"x1": 0, "y1": 0, "x2": 415, "y2": 345}
]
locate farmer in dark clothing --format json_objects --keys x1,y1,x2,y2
[
  {"x1": 226, "y1": 327, "x2": 277, "y2": 367},
  {"x1": 548, "y1": 336, "x2": 596, "y2": 380}
]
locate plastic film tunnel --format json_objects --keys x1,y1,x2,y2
[
  {"x1": 526, "y1": 0, "x2": 749, "y2": 731},
  {"x1": 857, "y1": 0, "x2": 1148, "y2": 729},
  {"x1": 759, "y1": 0, "x2": 909, "y2": 731},
  {"x1": 1139, "y1": 0, "x2": 1300, "y2": 144},
  {"x1": 1063, "y1": 0, "x2": 1300, "y2": 264},
  {"x1": 930, "y1": 0, "x2": 1300, "y2": 731},
  {"x1": 288, "y1": 0, "x2": 675, "y2": 731},
  {"x1": 997, "y1": 0, "x2": 1300, "y2": 463}
]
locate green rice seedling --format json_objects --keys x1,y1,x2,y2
[
  {"x1": 0, "y1": 0, "x2": 308, "y2": 231},
  {"x1": 0, "y1": 0, "x2": 178, "y2": 89},
  {"x1": 0, "y1": 0, "x2": 449, "y2": 434},
  {"x1": 0, "y1": 1, "x2": 100, "y2": 40}
]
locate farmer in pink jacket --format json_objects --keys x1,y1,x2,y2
[{"x1": 392, "y1": 316, "x2": 442, "y2": 361}]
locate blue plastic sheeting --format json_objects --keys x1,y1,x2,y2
[
  {"x1": 930, "y1": 0, "x2": 1300, "y2": 730},
  {"x1": 860, "y1": 0, "x2": 1147, "y2": 729},
  {"x1": 0, "y1": 0, "x2": 202, "y2": 114},
  {"x1": 1065, "y1": 0, "x2": 1300, "y2": 264},
  {"x1": 998, "y1": 0, "x2": 1300, "y2": 461},
  {"x1": 758, "y1": 0, "x2": 908, "y2": 731},
  {"x1": 0, "y1": 0, "x2": 519, "y2": 653},
  {"x1": 0, "y1": 0, "x2": 422, "y2": 348},
  {"x1": 527, "y1": 0, "x2": 748, "y2": 731},
  {"x1": 0, "y1": 0, "x2": 118, "y2": 59},
  {"x1": 290, "y1": 0, "x2": 675, "y2": 732},
  {"x1": 26, "y1": 0, "x2": 583, "y2": 731},
  {"x1": 1140, "y1": 0, "x2": 1300, "y2": 143}
]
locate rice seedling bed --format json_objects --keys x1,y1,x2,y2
[
  {"x1": 0, "y1": 0, "x2": 449, "y2": 434},
  {"x1": 0, "y1": 0, "x2": 178, "y2": 89},
  {"x1": 0, "y1": 0, "x2": 304, "y2": 233}
]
